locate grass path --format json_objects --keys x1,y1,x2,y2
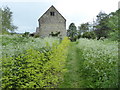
[{"x1": 59, "y1": 42, "x2": 82, "y2": 88}]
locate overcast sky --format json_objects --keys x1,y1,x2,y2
[{"x1": 0, "y1": 0, "x2": 119, "y2": 33}]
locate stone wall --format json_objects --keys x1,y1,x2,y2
[{"x1": 38, "y1": 6, "x2": 66, "y2": 38}]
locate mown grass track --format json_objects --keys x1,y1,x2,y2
[{"x1": 59, "y1": 42, "x2": 83, "y2": 88}]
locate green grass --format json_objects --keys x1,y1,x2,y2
[{"x1": 59, "y1": 42, "x2": 83, "y2": 88}]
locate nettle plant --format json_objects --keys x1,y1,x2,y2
[{"x1": 2, "y1": 37, "x2": 70, "y2": 88}]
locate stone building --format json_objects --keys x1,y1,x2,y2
[{"x1": 37, "y1": 5, "x2": 66, "y2": 38}]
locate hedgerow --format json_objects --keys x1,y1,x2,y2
[{"x1": 2, "y1": 37, "x2": 70, "y2": 88}]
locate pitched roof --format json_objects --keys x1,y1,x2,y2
[{"x1": 38, "y1": 5, "x2": 66, "y2": 21}]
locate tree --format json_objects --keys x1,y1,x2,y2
[
  {"x1": 78, "y1": 22, "x2": 90, "y2": 33},
  {"x1": 0, "y1": 6, "x2": 18, "y2": 34},
  {"x1": 94, "y1": 11, "x2": 110, "y2": 39},
  {"x1": 82, "y1": 31, "x2": 96, "y2": 39},
  {"x1": 22, "y1": 32, "x2": 30, "y2": 37},
  {"x1": 0, "y1": 8, "x2": 2, "y2": 34},
  {"x1": 107, "y1": 9, "x2": 119, "y2": 40},
  {"x1": 67, "y1": 23, "x2": 77, "y2": 41}
]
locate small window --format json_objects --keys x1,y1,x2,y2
[{"x1": 50, "y1": 12, "x2": 55, "y2": 16}]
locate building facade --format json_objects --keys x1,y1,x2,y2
[{"x1": 37, "y1": 5, "x2": 66, "y2": 38}]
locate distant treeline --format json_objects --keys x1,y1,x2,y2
[{"x1": 67, "y1": 9, "x2": 119, "y2": 41}]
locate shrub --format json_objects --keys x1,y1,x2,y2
[
  {"x1": 49, "y1": 31, "x2": 61, "y2": 37},
  {"x1": 82, "y1": 31, "x2": 96, "y2": 39},
  {"x1": 2, "y1": 37, "x2": 70, "y2": 88},
  {"x1": 22, "y1": 32, "x2": 30, "y2": 37},
  {"x1": 34, "y1": 33, "x2": 40, "y2": 38}
]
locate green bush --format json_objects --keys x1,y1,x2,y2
[
  {"x1": 82, "y1": 31, "x2": 96, "y2": 39},
  {"x1": 34, "y1": 34, "x2": 40, "y2": 38},
  {"x1": 22, "y1": 32, "x2": 30, "y2": 37},
  {"x1": 2, "y1": 37, "x2": 70, "y2": 88}
]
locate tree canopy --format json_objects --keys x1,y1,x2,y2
[
  {"x1": 76, "y1": 9, "x2": 119, "y2": 40},
  {"x1": 107, "y1": 9, "x2": 119, "y2": 40},
  {"x1": 67, "y1": 23, "x2": 77, "y2": 41},
  {"x1": 0, "y1": 6, "x2": 18, "y2": 34},
  {"x1": 78, "y1": 22, "x2": 90, "y2": 33}
]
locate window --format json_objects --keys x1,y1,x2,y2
[{"x1": 50, "y1": 12, "x2": 55, "y2": 16}]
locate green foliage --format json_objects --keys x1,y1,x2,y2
[
  {"x1": 91, "y1": 9, "x2": 119, "y2": 41},
  {"x1": 82, "y1": 31, "x2": 96, "y2": 39},
  {"x1": 49, "y1": 31, "x2": 60, "y2": 37},
  {"x1": 34, "y1": 33, "x2": 40, "y2": 38},
  {"x1": 1, "y1": 35, "x2": 118, "y2": 88},
  {"x1": 1, "y1": 35, "x2": 60, "y2": 57},
  {"x1": 22, "y1": 32, "x2": 30, "y2": 37},
  {"x1": 94, "y1": 11, "x2": 110, "y2": 39},
  {"x1": 59, "y1": 43, "x2": 82, "y2": 88},
  {"x1": 76, "y1": 39, "x2": 118, "y2": 88},
  {"x1": 78, "y1": 22, "x2": 90, "y2": 33},
  {"x1": 107, "y1": 9, "x2": 119, "y2": 41},
  {"x1": 1, "y1": 6, "x2": 18, "y2": 34},
  {"x1": 0, "y1": 8, "x2": 2, "y2": 34},
  {"x1": 67, "y1": 23, "x2": 77, "y2": 41},
  {"x1": 60, "y1": 38, "x2": 118, "y2": 88},
  {"x1": 2, "y1": 36, "x2": 70, "y2": 88},
  {"x1": 1, "y1": 35, "x2": 29, "y2": 46}
]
